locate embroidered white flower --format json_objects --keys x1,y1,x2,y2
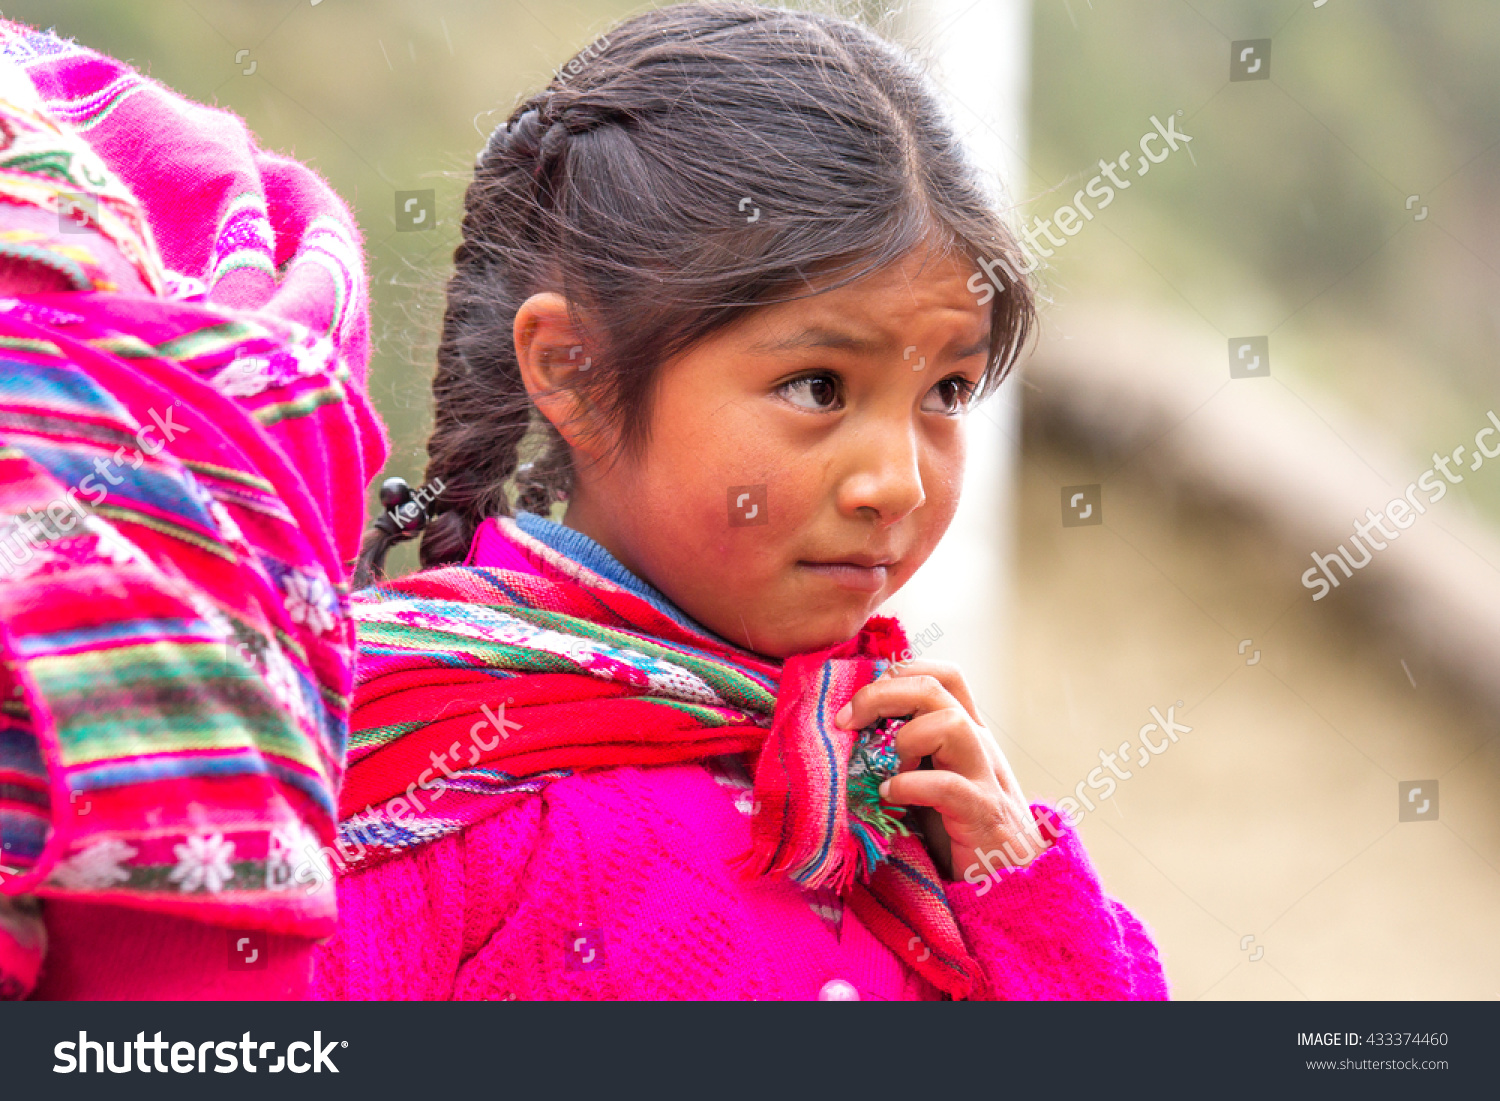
[
  {"x1": 48, "y1": 838, "x2": 138, "y2": 891},
  {"x1": 282, "y1": 569, "x2": 338, "y2": 636},
  {"x1": 167, "y1": 832, "x2": 237, "y2": 893},
  {"x1": 164, "y1": 270, "x2": 209, "y2": 302}
]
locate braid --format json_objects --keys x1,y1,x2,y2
[{"x1": 414, "y1": 96, "x2": 585, "y2": 570}]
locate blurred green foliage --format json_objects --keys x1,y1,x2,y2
[{"x1": 1030, "y1": 0, "x2": 1500, "y2": 519}]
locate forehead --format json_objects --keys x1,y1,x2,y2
[{"x1": 737, "y1": 247, "x2": 989, "y2": 352}]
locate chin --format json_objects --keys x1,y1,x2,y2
[
  {"x1": 777, "y1": 612, "x2": 878, "y2": 658},
  {"x1": 712, "y1": 585, "x2": 887, "y2": 660}
]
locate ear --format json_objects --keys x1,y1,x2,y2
[{"x1": 513, "y1": 292, "x2": 610, "y2": 460}]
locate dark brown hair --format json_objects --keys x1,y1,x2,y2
[{"x1": 358, "y1": 0, "x2": 1035, "y2": 582}]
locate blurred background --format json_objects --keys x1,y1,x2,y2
[{"x1": 11, "y1": 0, "x2": 1497, "y2": 999}]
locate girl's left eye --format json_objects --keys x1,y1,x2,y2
[
  {"x1": 777, "y1": 373, "x2": 843, "y2": 411},
  {"x1": 922, "y1": 375, "x2": 978, "y2": 415}
]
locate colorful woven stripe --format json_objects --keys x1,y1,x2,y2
[
  {"x1": 0, "y1": 300, "x2": 353, "y2": 935},
  {"x1": 339, "y1": 518, "x2": 983, "y2": 998}
]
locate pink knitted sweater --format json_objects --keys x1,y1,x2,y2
[
  {"x1": 313, "y1": 763, "x2": 1168, "y2": 1000},
  {"x1": 313, "y1": 521, "x2": 1170, "y2": 1001}
]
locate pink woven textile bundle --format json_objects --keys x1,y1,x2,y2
[{"x1": 0, "y1": 21, "x2": 385, "y2": 998}]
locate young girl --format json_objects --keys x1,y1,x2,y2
[{"x1": 315, "y1": 1, "x2": 1168, "y2": 1001}]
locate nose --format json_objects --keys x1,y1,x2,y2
[{"x1": 836, "y1": 420, "x2": 926, "y2": 526}]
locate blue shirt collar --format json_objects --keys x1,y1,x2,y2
[{"x1": 513, "y1": 511, "x2": 731, "y2": 641}]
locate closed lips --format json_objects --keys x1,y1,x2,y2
[{"x1": 798, "y1": 557, "x2": 894, "y2": 592}]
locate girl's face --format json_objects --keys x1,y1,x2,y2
[{"x1": 531, "y1": 241, "x2": 995, "y2": 658}]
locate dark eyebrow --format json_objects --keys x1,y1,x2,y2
[
  {"x1": 744, "y1": 326, "x2": 990, "y2": 362},
  {"x1": 743, "y1": 326, "x2": 889, "y2": 356}
]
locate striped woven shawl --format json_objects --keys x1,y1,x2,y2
[{"x1": 341, "y1": 517, "x2": 984, "y2": 998}]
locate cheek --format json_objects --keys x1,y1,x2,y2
[
  {"x1": 624, "y1": 417, "x2": 771, "y2": 567},
  {"x1": 929, "y1": 451, "x2": 966, "y2": 522},
  {"x1": 910, "y1": 434, "x2": 967, "y2": 551},
  {"x1": 639, "y1": 400, "x2": 792, "y2": 530}
]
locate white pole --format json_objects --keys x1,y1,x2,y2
[{"x1": 884, "y1": 0, "x2": 1032, "y2": 739}]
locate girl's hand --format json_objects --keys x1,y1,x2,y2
[{"x1": 834, "y1": 658, "x2": 1049, "y2": 882}]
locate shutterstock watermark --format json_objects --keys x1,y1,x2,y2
[
  {"x1": 968, "y1": 113, "x2": 1194, "y2": 304},
  {"x1": 54, "y1": 1031, "x2": 343, "y2": 1074},
  {"x1": 291, "y1": 702, "x2": 521, "y2": 892},
  {"x1": 962, "y1": 701, "x2": 1192, "y2": 895},
  {"x1": 1301, "y1": 409, "x2": 1500, "y2": 600},
  {"x1": 0, "y1": 404, "x2": 187, "y2": 576}
]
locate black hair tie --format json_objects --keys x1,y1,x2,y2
[{"x1": 373, "y1": 477, "x2": 430, "y2": 539}]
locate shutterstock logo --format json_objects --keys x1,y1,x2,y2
[
  {"x1": 54, "y1": 1032, "x2": 345, "y2": 1074},
  {"x1": 227, "y1": 930, "x2": 267, "y2": 971},
  {"x1": 727, "y1": 484, "x2": 767, "y2": 527}
]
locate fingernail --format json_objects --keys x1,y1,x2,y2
[
  {"x1": 878, "y1": 779, "x2": 891, "y2": 800},
  {"x1": 835, "y1": 703, "x2": 852, "y2": 728}
]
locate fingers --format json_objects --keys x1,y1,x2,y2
[
  {"x1": 882, "y1": 770, "x2": 1047, "y2": 872},
  {"x1": 838, "y1": 666, "x2": 1012, "y2": 786},
  {"x1": 835, "y1": 673, "x2": 951, "y2": 732},
  {"x1": 885, "y1": 660, "x2": 1013, "y2": 777},
  {"x1": 850, "y1": 660, "x2": 1049, "y2": 878},
  {"x1": 878, "y1": 769, "x2": 996, "y2": 838},
  {"x1": 881, "y1": 658, "x2": 982, "y2": 727},
  {"x1": 838, "y1": 660, "x2": 1036, "y2": 863},
  {"x1": 890, "y1": 709, "x2": 991, "y2": 782}
]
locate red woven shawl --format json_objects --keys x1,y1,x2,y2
[{"x1": 340, "y1": 519, "x2": 983, "y2": 997}]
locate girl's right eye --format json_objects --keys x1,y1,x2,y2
[{"x1": 777, "y1": 373, "x2": 843, "y2": 412}]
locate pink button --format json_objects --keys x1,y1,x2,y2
[{"x1": 817, "y1": 979, "x2": 860, "y2": 1001}]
